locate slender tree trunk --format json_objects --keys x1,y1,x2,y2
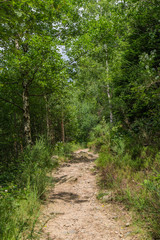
[
  {"x1": 22, "y1": 81, "x2": 32, "y2": 145},
  {"x1": 61, "y1": 110, "x2": 65, "y2": 143},
  {"x1": 105, "y1": 45, "x2": 113, "y2": 124},
  {"x1": 51, "y1": 127, "x2": 55, "y2": 144},
  {"x1": 15, "y1": 38, "x2": 32, "y2": 145},
  {"x1": 106, "y1": 83, "x2": 113, "y2": 124},
  {"x1": 15, "y1": 39, "x2": 19, "y2": 50},
  {"x1": 13, "y1": 113, "x2": 18, "y2": 156},
  {"x1": 15, "y1": 37, "x2": 32, "y2": 145},
  {"x1": 44, "y1": 95, "x2": 55, "y2": 143},
  {"x1": 44, "y1": 95, "x2": 50, "y2": 140}
]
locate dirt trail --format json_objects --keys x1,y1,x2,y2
[{"x1": 41, "y1": 149, "x2": 140, "y2": 240}]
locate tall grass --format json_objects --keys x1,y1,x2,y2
[
  {"x1": 0, "y1": 139, "x2": 58, "y2": 240},
  {"x1": 89, "y1": 121, "x2": 160, "y2": 239}
]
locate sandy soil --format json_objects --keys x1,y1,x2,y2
[{"x1": 40, "y1": 149, "x2": 141, "y2": 240}]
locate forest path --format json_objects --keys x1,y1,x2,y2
[{"x1": 40, "y1": 149, "x2": 139, "y2": 240}]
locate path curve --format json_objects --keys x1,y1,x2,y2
[{"x1": 41, "y1": 149, "x2": 139, "y2": 240}]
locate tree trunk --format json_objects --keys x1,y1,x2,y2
[
  {"x1": 22, "y1": 81, "x2": 32, "y2": 145},
  {"x1": 44, "y1": 95, "x2": 55, "y2": 143},
  {"x1": 61, "y1": 110, "x2": 65, "y2": 143},
  {"x1": 105, "y1": 44, "x2": 113, "y2": 124},
  {"x1": 106, "y1": 83, "x2": 113, "y2": 124},
  {"x1": 13, "y1": 113, "x2": 18, "y2": 156},
  {"x1": 15, "y1": 38, "x2": 32, "y2": 145}
]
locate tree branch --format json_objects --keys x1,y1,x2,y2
[
  {"x1": 0, "y1": 96, "x2": 23, "y2": 111},
  {"x1": 29, "y1": 91, "x2": 56, "y2": 97},
  {"x1": 3, "y1": 82, "x2": 19, "y2": 85}
]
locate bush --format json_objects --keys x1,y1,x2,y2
[{"x1": 88, "y1": 119, "x2": 111, "y2": 151}]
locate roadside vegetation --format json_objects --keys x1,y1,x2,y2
[
  {"x1": 0, "y1": 139, "x2": 58, "y2": 239},
  {"x1": 88, "y1": 120, "x2": 160, "y2": 239},
  {"x1": 0, "y1": 138, "x2": 81, "y2": 240}
]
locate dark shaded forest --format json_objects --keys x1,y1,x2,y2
[{"x1": 0, "y1": 0, "x2": 160, "y2": 239}]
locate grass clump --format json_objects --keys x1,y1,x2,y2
[{"x1": 0, "y1": 139, "x2": 58, "y2": 240}]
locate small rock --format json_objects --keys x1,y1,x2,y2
[
  {"x1": 125, "y1": 223, "x2": 130, "y2": 227},
  {"x1": 52, "y1": 155, "x2": 59, "y2": 159},
  {"x1": 102, "y1": 193, "x2": 113, "y2": 202}
]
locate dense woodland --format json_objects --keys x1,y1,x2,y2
[{"x1": 0, "y1": 0, "x2": 160, "y2": 239}]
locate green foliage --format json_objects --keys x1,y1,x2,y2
[
  {"x1": 18, "y1": 139, "x2": 55, "y2": 198},
  {"x1": 88, "y1": 119, "x2": 111, "y2": 151},
  {"x1": 76, "y1": 101, "x2": 99, "y2": 142},
  {"x1": 54, "y1": 141, "x2": 81, "y2": 157},
  {"x1": 0, "y1": 139, "x2": 56, "y2": 239},
  {"x1": 1, "y1": 0, "x2": 160, "y2": 238},
  {"x1": 91, "y1": 122, "x2": 160, "y2": 238},
  {"x1": 0, "y1": 189, "x2": 40, "y2": 240}
]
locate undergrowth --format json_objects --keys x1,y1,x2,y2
[
  {"x1": 53, "y1": 141, "x2": 84, "y2": 159},
  {"x1": 88, "y1": 120, "x2": 160, "y2": 239},
  {"x1": 0, "y1": 139, "x2": 58, "y2": 240}
]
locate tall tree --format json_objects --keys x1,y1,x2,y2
[{"x1": 0, "y1": 0, "x2": 88, "y2": 147}]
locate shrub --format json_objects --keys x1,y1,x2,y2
[{"x1": 88, "y1": 119, "x2": 111, "y2": 151}]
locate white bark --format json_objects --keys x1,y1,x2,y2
[
  {"x1": 22, "y1": 81, "x2": 32, "y2": 145},
  {"x1": 105, "y1": 45, "x2": 113, "y2": 124}
]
